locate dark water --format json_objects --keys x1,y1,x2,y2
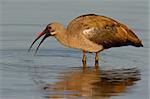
[{"x1": 0, "y1": 0, "x2": 149, "y2": 99}]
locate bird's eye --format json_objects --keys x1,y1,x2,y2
[{"x1": 48, "y1": 27, "x2": 51, "y2": 29}]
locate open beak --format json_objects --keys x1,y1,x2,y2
[{"x1": 28, "y1": 28, "x2": 50, "y2": 54}]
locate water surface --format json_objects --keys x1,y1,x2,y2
[{"x1": 0, "y1": 0, "x2": 149, "y2": 99}]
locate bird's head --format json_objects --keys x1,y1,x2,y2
[{"x1": 28, "y1": 22, "x2": 63, "y2": 54}]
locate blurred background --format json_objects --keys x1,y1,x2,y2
[{"x1": 0, "y1": 0, "x2": 149, "y2": 99}]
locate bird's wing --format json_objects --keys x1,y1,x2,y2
[{"x1": 67, "y1": 14, "x2": 142, "y2": 48}]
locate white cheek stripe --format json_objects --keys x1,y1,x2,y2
[
  {"x1": 83, "y1": 28, "x2": 95, "y2": 35},
  {"x1": 51, "y1": 31, "x2": 57, "y2": 35}
]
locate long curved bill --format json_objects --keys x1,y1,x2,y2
[{"x1": 28, "y1": 29, "x2": 50, "y2": 54}]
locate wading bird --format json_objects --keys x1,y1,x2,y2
[{"x1": 28, "y1": 14, "x2": 143, "y2": 67}]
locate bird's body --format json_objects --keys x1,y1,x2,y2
[{"x1": 29, "y1": 14, "x2": 143, "y2": 67}]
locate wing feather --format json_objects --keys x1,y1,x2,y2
[{"x1": 67, "y1": 14, "x2": 142, "y2": 48}]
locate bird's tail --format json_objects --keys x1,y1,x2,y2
[
  {"x1": 127, "y1": 29, "x2": 143, "y2": 47},
  {"x1": 133, "y1": 41, "x2": 143, "y2": 47}
]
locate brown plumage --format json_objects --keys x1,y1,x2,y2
[
  {"x1": 28, "y1": 14, "x2": 143, "y2": 67},
  {"x1": 67, "y1": 14, "x2": 143, "y2": 49}
]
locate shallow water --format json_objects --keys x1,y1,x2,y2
[{"x1": 0, "y1": 0, "x2": 149, "y2": 99}]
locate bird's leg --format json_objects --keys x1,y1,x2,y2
[
  {"x1": 95, "y1": 52, "x2": 100, "y2": 67},
  {"x1": 82, "y1": 50, "x2": 87, "y2": 67}
]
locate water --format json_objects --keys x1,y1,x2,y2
[{"x1": 0, "y1": 0, "x2": 149, "y2": 99}]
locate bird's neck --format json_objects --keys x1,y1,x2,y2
[{"x1": 54, "y1": 29, "x2": 70, "y2": 47}]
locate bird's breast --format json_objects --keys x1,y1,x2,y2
[{"x1": 67, "y1": 33, "x2": 103, "y2": 52}]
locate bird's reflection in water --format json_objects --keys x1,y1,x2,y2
[{"x1": 42, "y1": 67, "x2": 140, "y2": 99}]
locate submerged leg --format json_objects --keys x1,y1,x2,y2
[
  {"x1": 95, "y1": 52, "x2": 100, "y2": 67},
  {"x1": 82, "y1": 50, "x2": 87, "y2": 67}
]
